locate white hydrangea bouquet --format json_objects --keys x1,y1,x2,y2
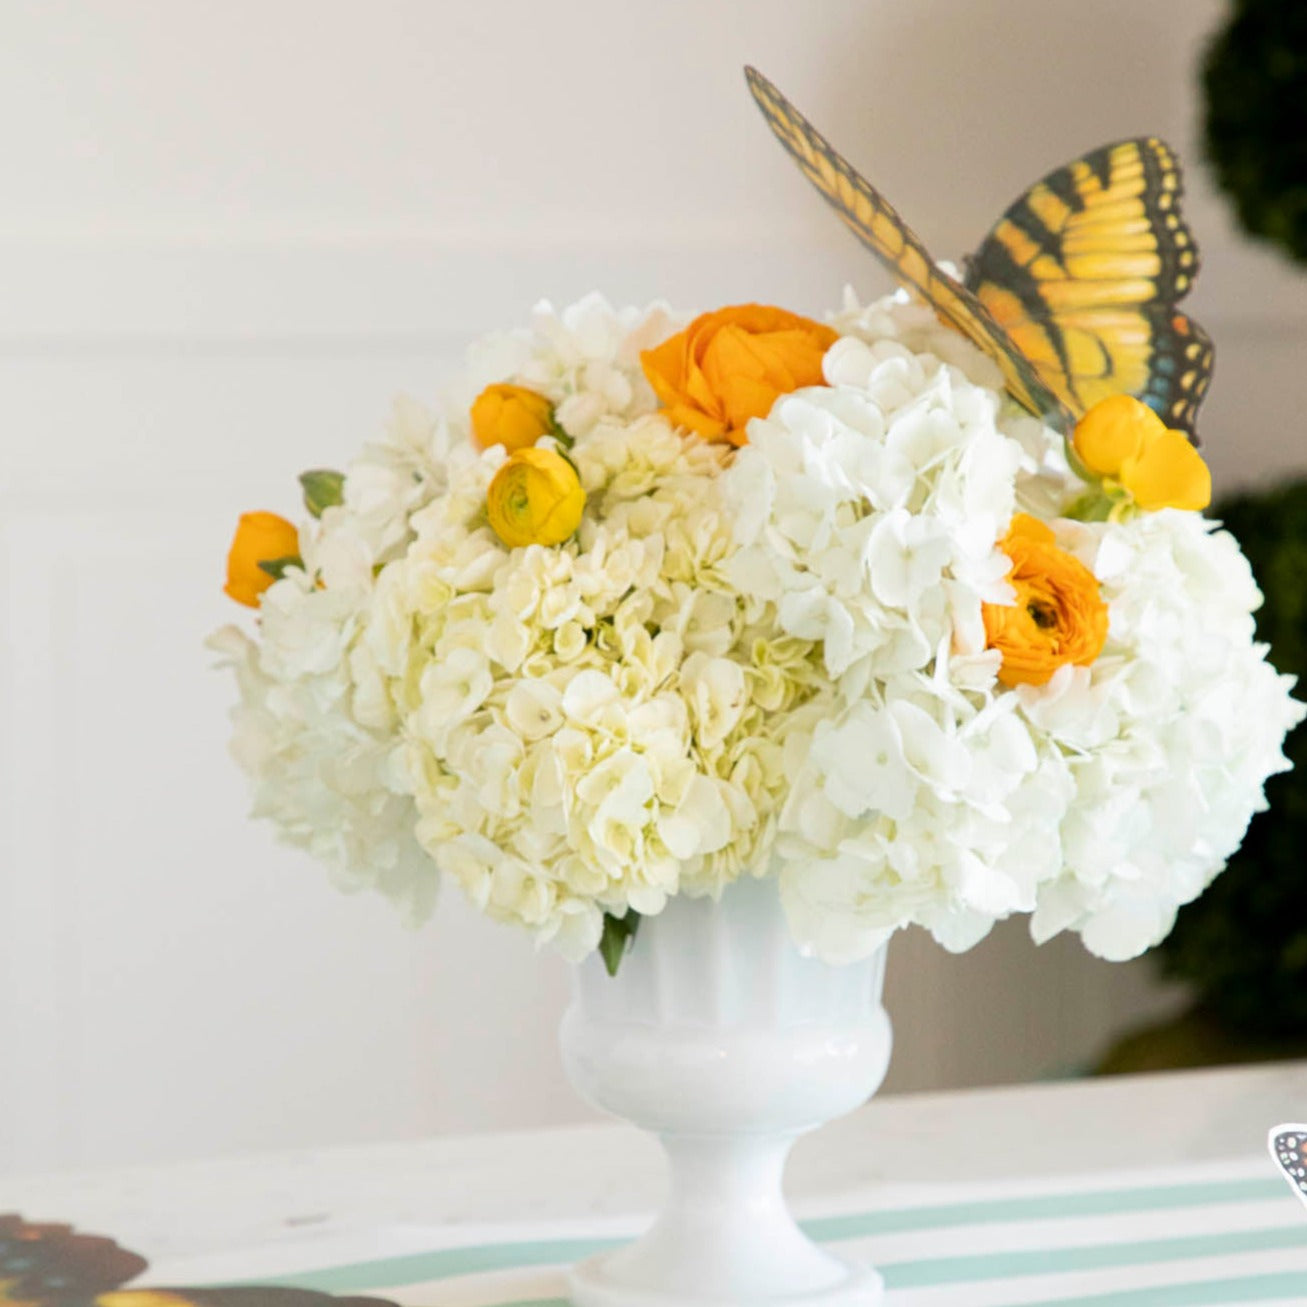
[{"x1": 211, "y1": 290, "x2": 1303, "y2": 974}]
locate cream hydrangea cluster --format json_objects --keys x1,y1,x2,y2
[
  {"x1": 209, "y1": 396, "x2": 457, "y2": 916},
  {"x1": 367, "y1": 393, "x2": 818, "y2": 958},
  {"x1": 213, "y1": 290, "x2": 1303, "y2": 966}
]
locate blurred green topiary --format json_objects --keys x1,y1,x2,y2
[
  {"x1": 1154, "y1": 480, "x2": 1307, "y2": 1038},
  {"x1": 1203, "y1": 2, "x2": 1307, "y2": 263}
]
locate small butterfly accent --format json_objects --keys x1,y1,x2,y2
[{"x1": 1268, "y1": 1124, "x2": 1307, "y2": 1209}]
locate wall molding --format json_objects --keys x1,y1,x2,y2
[{"x1": 2, "y1": 231, "x2": 1304, "y2": 348}]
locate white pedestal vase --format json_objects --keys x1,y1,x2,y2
[{"x1": 559, "y1": 874, "x2": 892, "y2": 1307}]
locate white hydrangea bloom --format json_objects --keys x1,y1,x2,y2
[
  {"x1": 1025, "y1": 510, "x2": 1303, "y2": 959},
  {"x1": 342, "y1": 395, "x2": 458, "y2": 563},
  {"x1": 208, "y1": 511, "x2": 435, "y2": 918},
  {"x1": 214, "y1": 289, "x2": 1303, "y2": 967},
  {"x1": 456, "y1": 294, "x2": 682, "y2": 440},
  {"x1": 721, "y1": 291, "x2": 1302, "y2": 963}
]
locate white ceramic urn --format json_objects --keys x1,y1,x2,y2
[{"x1": 559, "y1": 874, "x2": 892, "y2": 1307}]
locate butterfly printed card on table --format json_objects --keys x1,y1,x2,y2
[
  {"x1": 1270, "y1": 1125, "x2": 1307, "y2": 1210},
  {"x1": 744, "y1": 66, "x2": 1214, "y2": 441},
  {"x1": 0, "y1": 1214, "x2": 398, "y2": 1307}
]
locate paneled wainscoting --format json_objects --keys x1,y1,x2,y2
[{"x1": 18, "y1": 234, "x2": 1307, "y2": 1169}]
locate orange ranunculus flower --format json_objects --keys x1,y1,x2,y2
[
  {"x1": 982, "y1": 514, "x2": 1109, "y2": 688},
  {"x1": 224, "y1": 511, "x2": 301, "y2": 608},
  {"x1": 640, "y1": 303, "x2": 838, "y2": 446},
  {"x1": 487, "y1": 447, "x2": 586, "y2": 548},
  {"x1": 1072, "y1": 393, "x2": 1211, "y2": 512},
  {"x1": 470, "y1": 383, "x2": 556, "y2": 453}
]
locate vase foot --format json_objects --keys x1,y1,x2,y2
[{"x1": 567, "y1": 1249, "x2": 884, "y2": 1307}]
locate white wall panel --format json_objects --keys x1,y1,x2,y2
[
  {"x1": 0, "y1": 351, "x2": 584, "y2": 1172},
  {"x1": 2, "y1": 0, "x2": 1306, "y2": 1172},
  {"x1": 0, "y1": 0, "x2": 1231, "y2": 246}
]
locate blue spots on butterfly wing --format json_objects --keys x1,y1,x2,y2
[{"x1": 1141, "y1": 387, "x2": 1168, "y2": 418}]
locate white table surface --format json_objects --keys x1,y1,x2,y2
[{"x1": 1, "y1": 1061, "x2": 1303, "y2": 1274}]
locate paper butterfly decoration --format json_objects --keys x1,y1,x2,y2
[
  {"x1": 0, "y1": 1214, "x2": 397, "y2": 1307},
  {"x1": 744, "y1": 66, "x2": 1214, "y2": 439},
  {"x1": 1269, "y1": 1125, "x2": 1307, "y2": 1209}
]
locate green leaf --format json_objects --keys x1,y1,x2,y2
[
  {"x1": 300, "y1": 468, "x2": 346, "y2": 518},
  {"x1": 551, "y1": 441, "x2": 581, "y2": 477},
  {"x1": 257, "y1": 553, "x2": 303, "y2": 581},
  {"x1": 599, "y1": 911, "x2": 640, "y2": 977},
  {"x1": 1062, "y1": 490, "x2": 1115, "y2": 523}
]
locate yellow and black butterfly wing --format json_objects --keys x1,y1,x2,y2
[
  {"x1": 0, "y1": 1217, "x2": 396, "y2": 1307},
  {"x1": 744, "y1": 66, "x2": 1075, "y2": 431},
  {"x1": 0, "y1": 1214, "x2": 146, "y2": 1306},
  {"x1": 963, "y1": 138, "x2": 1213, "y2": 437},
  {"x1": 99, "y1": 1290, "x2": 396, "y2": 1307}
]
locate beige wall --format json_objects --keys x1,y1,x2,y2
[{"x1": 2, "y1": 0, "x2": 1303, "y2": 1169}]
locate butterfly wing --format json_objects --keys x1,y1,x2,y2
[
  {"x1": 744, "y1": 66, "x2": 1075, "y2": 431},
  {"x1": 963, "y1": 138, "x2": 1213, "y2": 437},
  {"x1": 99, "y1": 1290, "x2": 397, "y2": 1307},
  {"x1": 0, "y1": 1218, "x2": 397, "y2": 1307},
  {"x1": 0, "y1": 1215, "x2": 146, "y2": 1307}
]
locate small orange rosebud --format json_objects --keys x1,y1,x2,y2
[
  {"x1": 470, "y1": 383, "x2": 556, "y2": 453},
  {"x1": 486, "y1": 447, "x2": 586, "y2": 548},
  {"x1": 982, "y1": 513, "x2": 1109, "y2": 687},
  {"x1": 640, "y1": 303, "x2": 838, "y2": 446},
  {"x1": 224, "y1": 511, "x2": 300, "y2": 608}
]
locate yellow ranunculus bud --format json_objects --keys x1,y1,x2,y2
[
  {"x1": 224, "y1": 511, "x2": 301, "y2": 607},
  {"x1": 1071, "y1": 393, "x2": 1211, "y2": 513},
  {"x1": 1072, "y1": 393, "x2": 1154, "y2": 478},
  {"x1": 470, "y1": 383, "x2": 556, "y2": 453},
  {"x1": 486, "y1": 447, "x2": 586, "y2": 548}
]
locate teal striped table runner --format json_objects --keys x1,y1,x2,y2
[{"x1": 219, "y1": 1164, "x2": 1307, "y2": 1306}]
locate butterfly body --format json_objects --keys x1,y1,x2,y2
[{"x1": 745, "y1": 68, "x2": 1213, "y2": 439}]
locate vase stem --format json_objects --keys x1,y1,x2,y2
[
  {"x1": 562, "y1": 877, "x2": 888, "y2": 1306},
  {"x1": 663, "y1": 1131, "x2": 793, "y2": 1227},
  {"x1": 635, "y1": 1131, "x2": 843, "y2": 1290}
]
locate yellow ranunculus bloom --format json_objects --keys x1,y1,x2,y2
[
  {"x1": 471, "y1": 383, "x2": 556, "y2": 453},
  {"x1": 487, "y1": 447, "x2": 586, "y2": 548},
  {"x1": 1072, "y1": 394, "x2": 1211, "y2": 512},
  {"x1": 224, "y1": 511, "x2": 300, "y2": 608},
  {"x1": 982, "y1": 514, "x2": 1109, "y2": 688},
  {"x1": 640, "y1": 303, "x2": 838, "y2": 446},
  {"x1": 1120, "y1": 427, "x2": 1212, "y2": 512}
]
